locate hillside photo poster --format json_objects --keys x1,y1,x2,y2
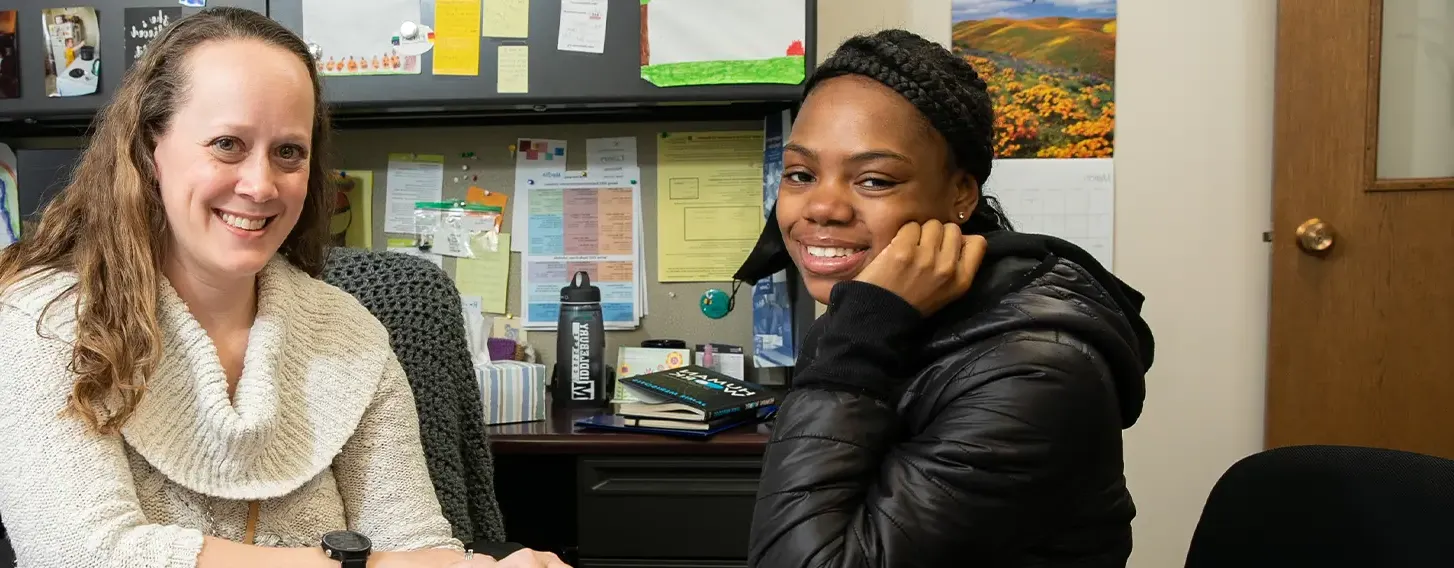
[{"x1": 951, "y1": 0, "x2": 1116, "y2": 159}]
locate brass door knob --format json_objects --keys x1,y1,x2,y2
[{"x1": 1295, "y1": 218, "x2": 1335, "y2": 253}]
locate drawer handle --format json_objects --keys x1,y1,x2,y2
[{"x1": 588, "y1": 477, "x2": 759, "y2": 496}]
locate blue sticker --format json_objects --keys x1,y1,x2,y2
[{"x1": 179, "y1": 0, "x2": 205, "y2": 6}]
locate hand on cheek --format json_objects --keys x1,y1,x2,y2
[{"x1": 852, "y1": 220, "x2": 987, "y2": 315}]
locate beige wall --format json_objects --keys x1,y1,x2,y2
[
  {"x1": 816, "y1": 0, "x2": 951, "y2": 59},
  {"x1": 1116, "y1": 0, "x2": 1273, "y2": 565},
  {"x1": 815, "y1": 1, "x2": 1276, "y2": 567}
]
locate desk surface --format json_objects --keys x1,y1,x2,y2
[{"x1": 486, "y1": 407, "x2": 771, "y2": 456}]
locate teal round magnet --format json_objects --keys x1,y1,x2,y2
[{"x1": 699, "y1": 288, "x2": 731, "y2": 319}]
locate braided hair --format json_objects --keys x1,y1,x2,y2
[{"x1": 806, "y1": 29, "x2": 1013, "y2": 233}]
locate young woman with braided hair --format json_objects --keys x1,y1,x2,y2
[{"x1": 733, "y1": 30, "x2": 1155, "y2": 567}]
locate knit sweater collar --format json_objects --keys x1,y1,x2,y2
[{"x1": 121, "y1": 258, "x2": 381, "y2": 501}]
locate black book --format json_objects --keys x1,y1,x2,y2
[{"x1": 618, "y1": 365, "x2": 776, "y2": 421}]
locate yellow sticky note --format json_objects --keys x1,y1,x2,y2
[
  {"x1": 482, "y1": 0, "x2": 529, "y2": 38},
  {"x1": 455, "y1": 233, "x2": 512, "y2": 314},
  {"x1": 497, "y1": 45, "x2": 529, "y2": 93},
  {"x1": 433, "y1": 0, "x2": 483, "y2": 76}
]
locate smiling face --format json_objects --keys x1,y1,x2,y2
[
  {"x1": 777, "y1": 75, "x2": 979, "y2": 304},
  {"x1": 152, "y1": 38, "x2": 315, "y2": 284}
]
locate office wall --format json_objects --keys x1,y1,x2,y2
[
  {"x1": 816, "y1": 0, "x2": 951, "y2": 58},
  {"x1": 1116, "y1": 0, "x2": 1273, "y2": 566},
  {"x1": 817, "y1": 1, "x2": 1277, "y2": 567}
]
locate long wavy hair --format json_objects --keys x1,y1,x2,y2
[{"x1": 0, "y1": 7, "x2": 335, "y2": 435}]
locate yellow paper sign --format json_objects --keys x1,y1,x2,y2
[
  {"x1": 433, "y1": 0, "x2": 483, "y2": 75},
  {"x1": 497, "y1": 45, "x2": 529, "y2": 93},
  {"x1": 482, "y1": 0, "x2": 529, "y2": 38},
  {"x1": 455, "y1": 233, "x2": 512, "y2": 314},
  {"x1": 656, "y1": 131, "x2": 767, "y2": 282}
]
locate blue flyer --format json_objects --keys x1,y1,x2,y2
[{"x1": 752, "y1": 110, "x2": 796, "y2": 368}]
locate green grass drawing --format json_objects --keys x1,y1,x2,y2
[{"x1": 641, "y1": 56, "x2": 805, "y2": 87}]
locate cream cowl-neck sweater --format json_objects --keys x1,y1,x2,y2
[{"x1": 0, "y1": 258, "x2": 463, "y2": 567}]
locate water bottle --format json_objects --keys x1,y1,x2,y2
[{"x1": 554, "y1": 270, "x2": 606, "y2": 407}]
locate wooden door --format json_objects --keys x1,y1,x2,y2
[{"x1": 1267, "y1": 0, "x2": 1454, "y2": 458}]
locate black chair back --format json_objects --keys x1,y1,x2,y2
[{"x1": 1185, "y1": 444, "x2": 1454, "y2": 568}]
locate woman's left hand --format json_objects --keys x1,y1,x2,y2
[
  {"x1": 486, "y1": 548, "x2": 571, "y2": 567},
  {"x1": 447, "y1": 548, "x2": 571, "y2": 567}
]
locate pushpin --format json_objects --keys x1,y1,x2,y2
[
  {"x1": 461, "y1": 164, "x2": 469, "y2": 171},
  {"x1": 400, "y1": 21, "x2": 419, "y2": 40},
  {"x1": 452, "y1": 176, "x2": 459, "y2": 183},
  {"x1": 307, "y1": 42, "x2": 322, "y2": 60},
  {"x1": 699, "y1": 288, "x2": 731, "y2": 319},
  {"x1": 472, "y1": 175, "x2": 478, "y2": 181},
  {"x1": 508, "y1": 144, "x2": 516, "y2": 154}
]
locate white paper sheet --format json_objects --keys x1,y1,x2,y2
[
  {"x1": 645, "y1": 0, "x2": 804, "y2": 65},
  {"x1": 986, "y1": 158, "x2": 1116, "y2": 269},
  {"x1": 302, "y1": 0, "x2": 422, "y2": 76},
  {"x1": 383, "y1": 154, "x2": 445, "y2": 234},
  {"x1": 510, "y1": 139, "x2": 568, "y2": 252},
  {"x1": 586, "y1": 139, "x2": 646, "y2": 316},
  {"x1": 518, "y1": 171, "x2": 643, "y2": 330},
  {"x1": 557, "y1": 0, "x2": 608, "y2": 54},
  {"x1": 586, "y1": 136, "x2": 638, "y2": 177}
]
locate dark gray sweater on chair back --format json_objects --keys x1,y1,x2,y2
[{"x1": 323, "y1": 247, "x2": 506, "y2": 545}]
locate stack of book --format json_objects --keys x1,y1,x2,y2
[{"x1": 576, "y1": 365, "x2": 776, "y2": 437}]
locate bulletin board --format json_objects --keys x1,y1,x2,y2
[
  {"x1": 331, "y1": 119, "x2": 780, "y2": 379},
  {"x1": 269, "y1": 0, "x2": 815, "y2": 113}
]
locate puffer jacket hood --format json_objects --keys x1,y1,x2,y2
[{"x1": 926, "y1": 230, "x2": 1153, "y2": 427}]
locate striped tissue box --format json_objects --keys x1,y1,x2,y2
[{"x1": 475, "y1": 360, "x2": 548, "y2": 425}]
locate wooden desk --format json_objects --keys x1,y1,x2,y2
[{"x1": 489, "y1": 407, "x2": 769, "y2": 568}]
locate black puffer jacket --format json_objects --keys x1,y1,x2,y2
[{"x1": 747, "y1": 231, "x2": 1154, "y2": 568}]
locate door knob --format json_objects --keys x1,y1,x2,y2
[{"x1": 1295, "y1": 218, "x2": 1335, "y2": 253}]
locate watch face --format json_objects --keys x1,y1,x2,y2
[{"x1": 322, "y1": 530, "x2": 371, "y2": 553}]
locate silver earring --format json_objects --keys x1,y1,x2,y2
[{"x1": 957, "y1": 212, "x2": 967, "y2": 220}]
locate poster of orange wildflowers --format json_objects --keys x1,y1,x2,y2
[{"x1": 951, "y1": 0, "x2": 1116, "y2": 159}]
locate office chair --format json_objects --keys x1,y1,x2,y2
[
  {"x1": 323, "y1": 247, "x2": 515, "y2": 553},
  {"x1": 1184, "y1": 444, "x2": 1454, "y2": 568}
]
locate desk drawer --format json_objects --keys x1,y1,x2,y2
[{"x1": 577, "y1": 456, "x2": 761, "y2": 560}]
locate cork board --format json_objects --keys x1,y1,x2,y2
[{"x1": 331, "y1": 120, "x2": 769, "y2": 380}]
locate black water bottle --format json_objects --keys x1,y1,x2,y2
[{"x1": 554, "y1": 271, "x2": 606, "y2": 407}]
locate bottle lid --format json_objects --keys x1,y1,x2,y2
[{"x1": 560, "y1": 271, "x2": 601, "y2": 303}]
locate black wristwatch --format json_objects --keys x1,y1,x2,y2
[{"x1": 321, "y1": 530, "x2": 372, "y2": 567}]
